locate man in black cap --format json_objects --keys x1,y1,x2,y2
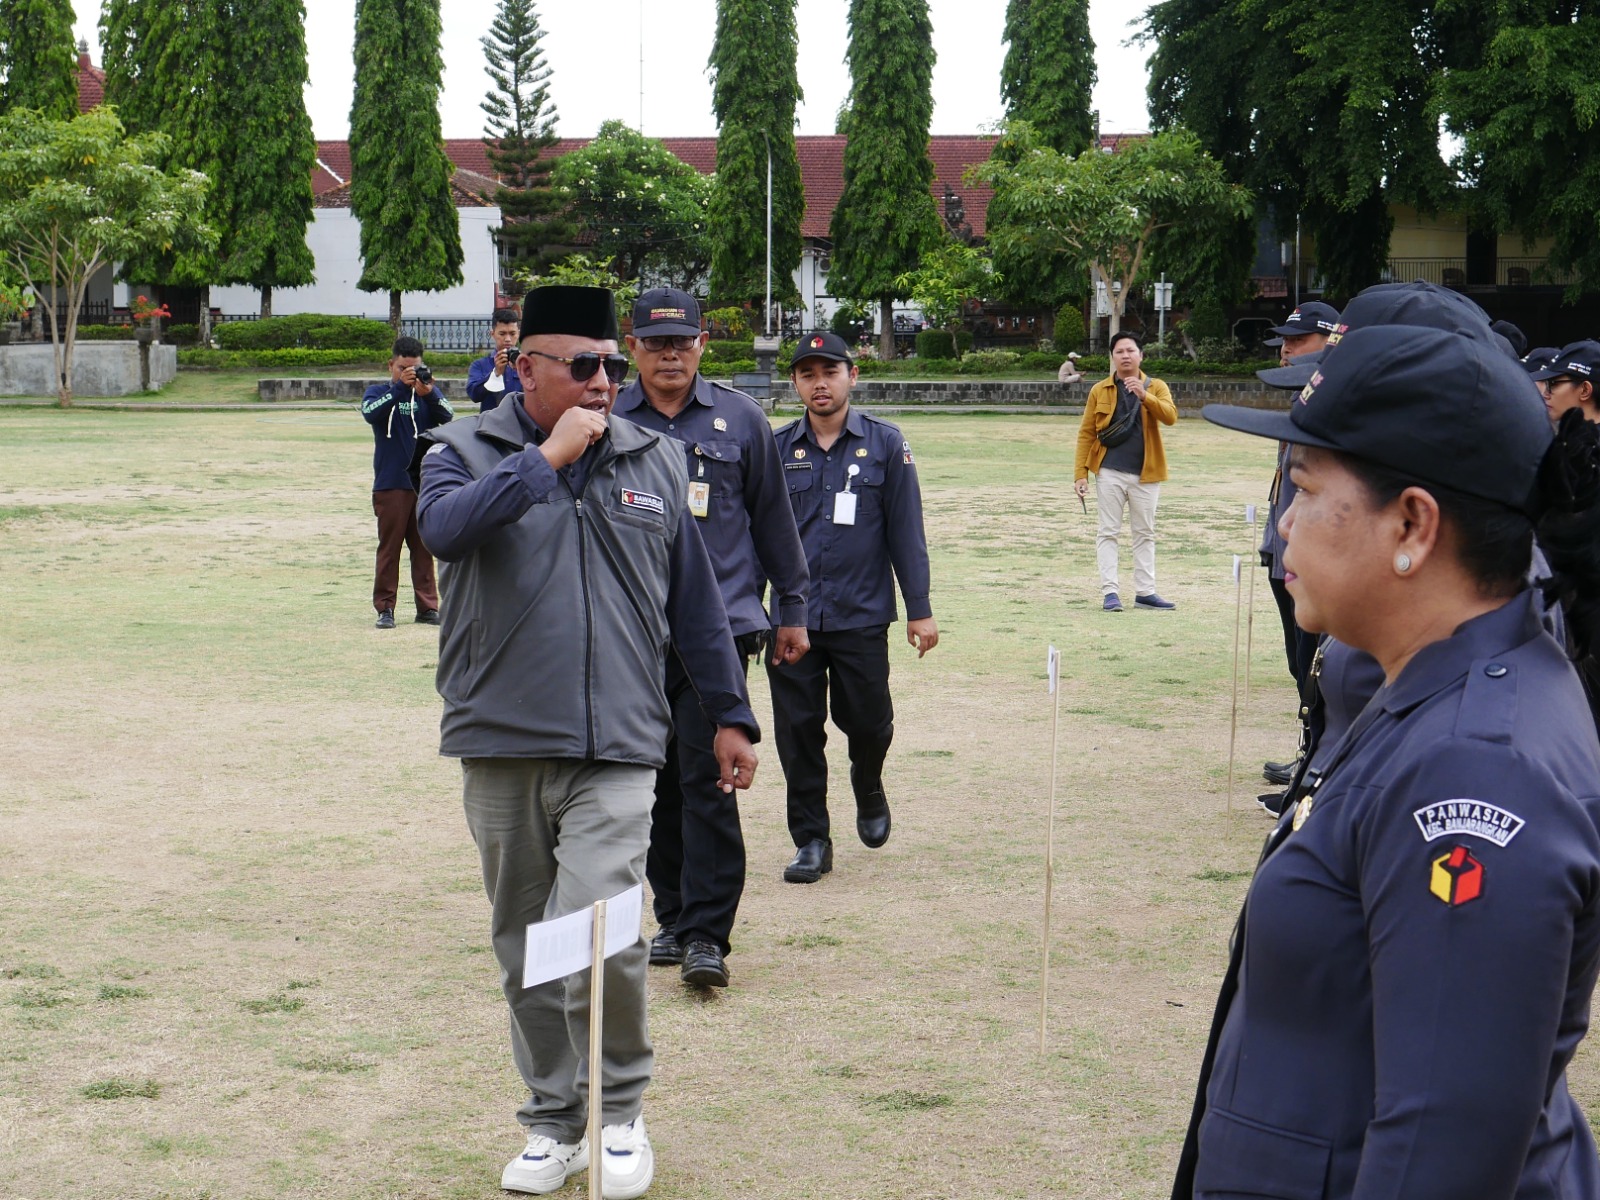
[
  {"x1": 417, "y1": 285, "x2": 760, "y2": 1200},
  {"x1": 1529, "y1": 340, "x2": 1600, "y2": 424},
  {"x1": 1258, "y1": 301, "x2": 1342, "y2": 786},
  {"x1": 769, "y1": 331, "x2": 938, "y2": 884},
  {"x1": 615, "y1": 287, "x2": 809, "y2": 990}
]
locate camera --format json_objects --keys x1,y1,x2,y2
[{"x1": 413, "y1": 364, "x2": 433, "y2": 385}]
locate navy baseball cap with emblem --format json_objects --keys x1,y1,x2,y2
[
  {"x1": 1206, "y1": 324, "x2": 1553, "y2": 515},
  {"x1": 1265, "y1": 301, "x2": 1342, "y2": 346},
  {"x1": 1523, "y1": 347, "x2": 1562, "y2": 376},
  {"x1": 790, "y1": 330, "x2": 854, "y2": 368},
  {"x1": 1256, "y1": 281, "x2": 1506, "y2": 390},
  {"x1": 1529, "y1": 340, "x2": 1600, "y2": 383},
  {"x1": 630, "y1": 287, "x2": 703, "y2": 338}
]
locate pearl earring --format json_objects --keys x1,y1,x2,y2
[{"x1": 1395, "y1": 553, "x2": 1412, "y2": 573}]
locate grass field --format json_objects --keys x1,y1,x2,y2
[{"x1": 5, "y1": 408, "x2": 1592, "y2": 1199}]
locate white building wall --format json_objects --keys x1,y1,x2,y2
[{"x1": 210, "y1": 206, "x2": 502, "y2": 319}]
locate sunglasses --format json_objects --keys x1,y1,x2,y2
[
  {"x1": 524, "y1": 348, "x2": 630, "y2": 385},
  {"x1": 636, "y1": 335, "x2": 700, "y2": 352}
]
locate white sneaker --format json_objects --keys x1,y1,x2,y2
[
  {"x1": 600, "y1": 1116, "x2": 654, "y2": 1199},
  {"x1": 501, "y1": 1131, "x2": 589, "y2": 1195}
]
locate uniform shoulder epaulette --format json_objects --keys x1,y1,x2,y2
[{"x1": 775, "y1": 417, "x2": 802, "y2": 437}]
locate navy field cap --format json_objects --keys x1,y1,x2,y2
[
  {"x1": 1266, "y1": 301, "x2": 1342, "y2": 341},
  {"x1": 1205, "y1": 324, "x2": 1553, "y2": 515},
  {"x1": 1529, "y1": 340, "x2": 1600, "y2": 383},
  {"x1": 1256, "y1": 281, "x2": 1506, "y2": 390},
  {"x1": 1257, "y1": 349, "x2": 1327, "y2": 390},
  {"x1": 631, "y1": 287, "x2": 702, "y2": 338},
  {"x1": 790, "y1": 330, "x2": 854, "y2": 367},
  {"x1": 521, "y1": 285, "x2": 619, "y2": 342}
]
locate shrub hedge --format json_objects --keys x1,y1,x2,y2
[
  {"x1": 178, "y1": 348, "x2": 481, "y2": 370},
  {"x1": 915, "y1": 330, "x2": 956, "y2": 359},
  {"x1": 213, "y1": 314, "x2": 395, "y2": 352}
]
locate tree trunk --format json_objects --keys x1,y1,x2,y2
[
  {"x1": 879, "y1": 296, "x2": 894, "y2": 360},
  {"x1": 197, "y1": 285, "x2": 212, "y2": 346},
  {"x1": 260, "y1": 284, "x2": 273, "y2": 320},
  {"x1": 389, "y1": 289, "x2": 402, "y2": 333}
]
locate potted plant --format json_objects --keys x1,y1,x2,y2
[{"x1": 130, "y1": 294, "x2": 171, "y2": 344}]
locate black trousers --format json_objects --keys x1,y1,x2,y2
[
  {"x1": 644, "y1": 634, "x2": 759, "y2": 955},
  {"x1": 1269, "y1": 574, "x2": 1319, "y2": 692},
  {"x1": 766, "y1": 625, "x2": 894, "y2": 847}
]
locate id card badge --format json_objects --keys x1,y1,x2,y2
[
  {"x1": 687, "y1": 481, "x2": 711, "y2": 519},
  {"x1": 833, "y1": 490, "x2": 857, "y2": 525}
]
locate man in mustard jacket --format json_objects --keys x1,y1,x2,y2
[{"x1": 1073, "y1": 331, "x2": 1178, "y2": 611}]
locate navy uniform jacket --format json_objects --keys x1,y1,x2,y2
[
  {"x1": 1177, "y1": 592, "x2": 1600, "y2": 1200},
  {"x1": 361, "y1": 381, "x2": 452, "y2": 491},
  {"x1": 465, "y1": 352, "x2": 512, "y2": 412},
  {"x1": 772, "y1": 406, "x2": 931, "y2": 632},
  {"x1": 616, "y1": 375, "x2": 808, "y2": 638}
]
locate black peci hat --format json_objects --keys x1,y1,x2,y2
[
  {"x1": 520, "y1": 285, "x2": 620, "y2": 342},
  {"x1": 790, "y1": 330, "x2": 854, "y2": 367},
  {"x1": 1206, "y1": 324, "x2": 1553, "y2": 515}
]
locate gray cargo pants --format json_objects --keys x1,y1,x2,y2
[{"x1": 461, "y1": 757, "x2": 655, "y2": 1141}]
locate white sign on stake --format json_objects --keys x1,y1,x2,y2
[
  {"x1": 1046, "y1": 645, "x2": 1060, "y2": 695},
  {"x1": 522, "y1": 883, "x2": 644, "y2": 988},
  {"x1": 1245, "y1": 503, "x2": 1258, "y2": 524},
  {"x1": 1232, "y1": 554, "x2": 1241, "y2": 584}
]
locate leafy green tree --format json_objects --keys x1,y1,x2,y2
[
  {"x1": 829, "y1": 0, "x2": 942, "y2": 359},
  {"x1": 215, "y1": 0, "x2": 317, "y2": 318},
  {"x1": 0, "y1": 0, "x2": 78, "y2": 119},
  {"x1": 350, "y1": 0, "x2": 465, "y2": 329},
  {"x1": 1000, "y1": 0, "x2": 1095, "y2": 157},
  {"x1": 0, "y1": 107, "x2": 213, "y2": 406},
  {"x1": 707, "y1": 0, "x2": 803, "y2": 313},
  {"x1": 481, "y1": 0, "x2": 571, "y2": 281},
  {"x1": 893, "y1": 241, "x2": 997, "y2": 348},
  {"x1": 1143, "y1": 0, "x2": 1449, "y2": 300},
  {"x1": 972, "y1": 123, "x2": 1251, "y2": 336},
  {"x1": 550, "y1": 120, "x2": 711, "y2": 289},
  {"x1": 1436, "y1": 4, "x2": 1600, "y2": 295}
]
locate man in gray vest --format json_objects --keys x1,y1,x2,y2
[{"x1": 417, "y1": 285, "x2": 759, "y2": 1200}]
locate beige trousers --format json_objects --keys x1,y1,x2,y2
[{"x1": 1095, "y1": 467, "x2": 1160, "y2": 597}]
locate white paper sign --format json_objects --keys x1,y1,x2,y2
[
  {"x1": 522, "y1": 883, "x2": 644, "y2": 988},
  {"x1": 1232, "y1": 554, "x2": 1241, "y2": 584},
  {"x1": 1245, "y1": 504, "x2": 1258, "y2": 523},
  {"x1": 1046, "y1": 645, "x2": 1060, "y2": 695}
]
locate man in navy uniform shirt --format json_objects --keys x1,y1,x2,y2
[
  {"x1": 616, "y1": 288, "x2": 810, "y2": 989},
  {"x1": 769, "y1": 331, "x2": 938, "y2": 884},
  {"x1": 464, "y1": 306, "x2": 522, "y2": 412},
  {"x1": 417, "y1": 286, "x2": 759, "y2": 1200},
  {"x1": 360, "y1": 335, "x2": 452, "y2": 629}
]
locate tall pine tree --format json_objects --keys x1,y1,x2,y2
[
  {"x1": 707, "y1": 0, "x2": 804, "y2": 318},
  {"x1": 0, "y1": 0, "x2": 78, "y2": 119},
  {"x1": 350, "y1": 0, "x2": 464, "y2": 328},
  {"x1": 1000, "y1": 0, "x2": 1094, "y2": 156},
  {"x1": 217, "y1": 0, "x2": 316, "y2": 317},
  {"x1": 829, "y1": 0, "x2": 941, "y2": 359},
  {"x1": 481, "y1": 0, "x2": 570, "y2": 283}
]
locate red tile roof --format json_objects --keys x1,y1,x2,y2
[{"x1": 77, "y1": 50, "x2": 105, "y2": 109}]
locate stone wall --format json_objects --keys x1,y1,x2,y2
[
  {"x1": 258, "y1": 374, "x2": 1289, "y2": 412},
  {"x1": 0, "y1": 342, "x2": 177, "y2": 397}
]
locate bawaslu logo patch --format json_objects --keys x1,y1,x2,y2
[
  {"x1": 620, "y1": 489, "x2": 665, "y2": 515},
  {"x1": 1413, "y1": 799, "x2": 1525, "y2": 848}
]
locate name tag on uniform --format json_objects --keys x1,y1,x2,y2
[
  {"x1": 833, "y1": 490, "x2": 857, "y2": 525},
  {"x1": 687, "y1": 480, "x2": 710, "y2": 519}
]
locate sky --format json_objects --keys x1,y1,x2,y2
[{"x1": 68, "y1": 0, "x2": 1156, "y2": 141}]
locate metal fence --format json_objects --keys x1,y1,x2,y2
[
  {"x1": 213, "y1": 312, "x2": 490, "y2": 352},
  {"x1": 1384, "y1": 257, "x2": 1576, "y2": 289}
]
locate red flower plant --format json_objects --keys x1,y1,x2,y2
[{"x1": 130, "y1": 295, "x2": 172, "y2": 322}]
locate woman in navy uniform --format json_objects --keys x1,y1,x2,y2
[{"x1": 1176, "y1": 323, "x2": 1600, "y2": 1199}]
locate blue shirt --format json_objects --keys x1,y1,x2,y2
[
  {"x1": 615, "y1": 375, "x2": 808, "y2": 637},
  {"x1": 466, "y1": 352, "x2": 512, "y2": 412},
  {"x1": 772, "y1": 405, "x2": 932, "y2": 632},
  {"x1": 1185, "y1": 592, "x2": 1600, "y2": 1199},
  {"x1": 361, "y1": 381, "x2": 452, "y2": 492}
]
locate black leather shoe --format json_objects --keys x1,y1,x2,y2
[
  {"x1": 1262, "y1": 759, "x2": 1296, "y2": 787},
  {"x1": 680, "y1": 940, "x2": 729, "y2": 988},
  {"x1": 783, "y1": 838, "x2": 833, "y2": 884},
  {"x1": 375, "y1": 609, "x2": 395, "y2": 629},
  {"x1": 856, "y1": 790, "x2": 891, "y2": 849},
  {"x1": 416, "y1": 608, "x2": 441, "y2": 625},
  {"x1": 648, "y1": 926, "x2": 682, "y2": 966}
]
